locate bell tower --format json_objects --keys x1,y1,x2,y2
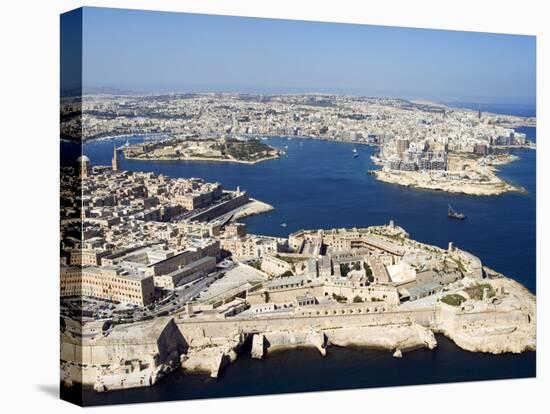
[{"x1": 112, "y1": 145, "x2": 119, "y2": 172}]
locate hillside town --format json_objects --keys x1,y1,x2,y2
[
  {"x1": 61, "y1": 94, "x2": 535, "y2": 147},
  {"x1": 61, "y1": 93, "x2": 535, "y2": 194}
]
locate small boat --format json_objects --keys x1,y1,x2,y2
[
  {"x1": 280, "y1": 223, "x2": 287, "y2": 227},
  {"x1": 448, "y1": 204, "x2": 466, "y2": 220},
  {"x1": 353, "y1": 148, "x2": 358, "y2": 153}
]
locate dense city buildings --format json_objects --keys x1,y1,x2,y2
[
  {"x1": 61, "y1": 93, "x2": 534, "y2": 195},
  {"x1": 60, "y1": 156, "x2": 267, "y2": 308},
  {"x1": 61, "y1": 154, "x2": 536, "y2": 392},
  {"x1": 59, "y1": 88, "x2": 537, "y2": 393},
  {"x1": 61, "y1": 94, "x2": 534, "y2": 148},
  {"x1": 54, "y1": 5, "x2": 540, "y2": 407}
]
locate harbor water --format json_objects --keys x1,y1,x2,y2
[{"x1": 61, "y1": 124, "x2": 536, "y2": 405}]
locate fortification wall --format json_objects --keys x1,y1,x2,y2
[{"x1": 176, "y1": 307, "x2": 438, "y2": 341}]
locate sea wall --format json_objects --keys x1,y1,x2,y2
[
  {"x1": 61, "y1": 274, "x2": 536, "y2": 390},
  {"x1": 60, "y1": 318, "x2": 186, "y2": 391},
  {"x1": 325, "y1": 324, "x2": 437, "y2": 354},
  {"x1": 435, "y1": 285, "x2": 536, "y2": 354},
  {"x1": 176, "y1": 306, "x2": 438, "y2": 340},
  {"x1": 262, "y1": 331, "x2": 326, "y2": 357}
]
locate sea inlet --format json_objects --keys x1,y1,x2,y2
[{"x1": 62, "y1": 128, "x2": 536, "y2": 405}]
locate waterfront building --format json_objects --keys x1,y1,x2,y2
[{"x1": 395, "y1": 138, "x2": 410, "y2": 156}]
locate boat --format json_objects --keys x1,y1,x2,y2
[
  {"x1": 353, "y1": 153, "x2": 359, "y2": 158},
  {"x1": 448, "y1": 204, "x2": 466, "y2": 220},
  {"x1": 370, "y1": 155, "x2": 384, "y2": 166},
  {"x1": 352, "y1": 148, "x2": 358, "y2": 153},
  {"x1": 280, "y1": 223, "x2": 287, "y2": 227}
]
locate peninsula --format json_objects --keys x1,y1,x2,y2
[
  {"x1": 60, "y1": 159, "x2": 536, "y2": 392},
  {"x1": 372, "y1": 153, "x2": 523, "y2": 196}
]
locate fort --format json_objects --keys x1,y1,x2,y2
[
  {"x1": 123, "y1": 136, "x2": 281, "y2": 164},
  {"x1": 60, "y1": 221, "x2": 536, "y2": 391}
]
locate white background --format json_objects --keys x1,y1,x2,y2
[{"x1": 0, "y1": 0, "x2": 547, "y2": 412}]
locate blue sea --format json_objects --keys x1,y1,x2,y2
[
  {"x1": 61, "y1": 122, "x2": 536, "y2": 405},
  {"x1": 444, "y1": 101, "x2": 536, "y2": 118},
  {"x1": 62, "y1": 335, "x2": 535, "y2": 406}
]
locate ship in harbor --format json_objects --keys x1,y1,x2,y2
[{"x1": 448, "y1": 204, "x2": 466, "y2": 220}]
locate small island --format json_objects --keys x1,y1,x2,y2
[{"x1": 124, "y1": 136, "x2": 281, "y2": 164}]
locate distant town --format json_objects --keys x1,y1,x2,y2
[
  {"x1": 60, "y1": 140, "x2": 536, "y2": 392},
  {"x1": 61, "y1": 93, "x2": 535, "y2": 194}
]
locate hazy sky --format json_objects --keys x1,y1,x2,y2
[{"x1": 77, "y1": 7, "x2": 535, "y2": 105}]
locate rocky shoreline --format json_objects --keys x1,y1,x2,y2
[
  {"x1": 176, "y1": 325, "x2": 439, "y2": 380},
  {"x1": 124, "y1": 153, "x2": 280, "y2": 165},
  {"x1": 373, "y1": 169, "x2": 522, "y2": 196},
  {"x1": 372, "y1": 151, "x2": 531, "y2": 196},
  {"x1": 61, "y1": 265, "x2": 536, "y2": 392}
]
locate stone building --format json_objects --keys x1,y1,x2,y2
[{"x1": 60, "y1": 265, "x2": 155, "y2": 306}]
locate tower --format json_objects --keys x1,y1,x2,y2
[
  {"x1": 112, "y1": 145, "x2": 119, "y2": 172},
  {"x1": 448, "y1": 241, "x2": 454, "y2": 253},
  {"x1": 76, "y1": 155, "x2": 91, "y2": 178}
]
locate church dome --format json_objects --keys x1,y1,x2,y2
[{"x1": 76, "y1": 155, "x2": 90, "y2": 163}]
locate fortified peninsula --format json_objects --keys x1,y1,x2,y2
[{"x1": 60, "y1": 157, "x2": 536, "y2": 392}]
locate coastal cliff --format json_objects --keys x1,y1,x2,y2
[
  {"x1": 61, "y1": 273, "x2": 536, "y2": 390},
  {"x1": 373, "y1": 153, "x2": 526, "y2": 196},
  {"x1": 60, "y1": 317, "x2": 186, "y2": 392},
  {"x1": 435, "y1": 275, "x2": 536, "y2": 354},
  {"x1": 326, "y1": 324, "x2": 437, "y2": 354},
  {"x1": 373, "y1": 169, "x2": 520, "y2": 196}
]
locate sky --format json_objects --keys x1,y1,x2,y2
[{"x1": 66, "y1": 7, "x2": 535, "y2": 106}]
